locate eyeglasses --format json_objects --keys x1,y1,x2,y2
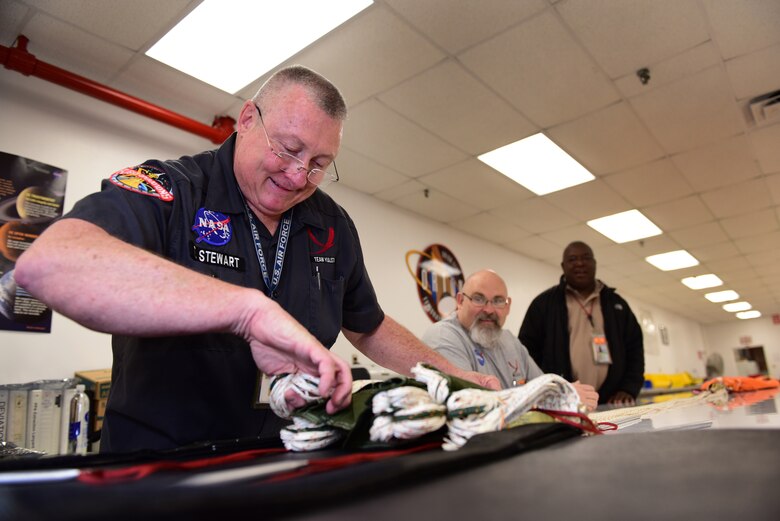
[
  {"x1": 461, "y1": 292, "x2": 510, "y2": 309},
  {"x1": 254, "y1": 104, "x2": 339, "y2": 188}
]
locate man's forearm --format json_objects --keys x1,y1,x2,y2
[
  {"x1": 14, "y1": 218, "x2": 262, "y2": 337},
  {"x1": 344, "y1": 315, "x2": 481, "y2": 378}
]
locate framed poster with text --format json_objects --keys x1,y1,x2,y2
[{"x1": 0, "y1": 150, "x2": 67, "y2": 333}]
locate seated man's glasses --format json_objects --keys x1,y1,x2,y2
[
  {"x1": 254, "y1": 104, "x2": 339, "y2": 188},
  {"x1": 461, "y1": 292, "x2": 510, "y2": 309}
]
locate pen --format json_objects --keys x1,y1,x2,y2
[{"x1": 316, "y1": 266, "x2": 321, "y2": 290}]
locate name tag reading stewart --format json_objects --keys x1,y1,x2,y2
[{"x1": 191, "y1": 242, "x2": 245, "y2": 271}]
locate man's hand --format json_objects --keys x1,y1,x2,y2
[
  {"x1": 460, "y1": 370, "x2": 501, "y2": 390},
  {"x1": 572, "y1": 381, "x2": 599, "y2": 411},
  {"x1": 606, "y1": 390, "x2": 635, "y2": 406},
  {"x1": 238, "y1": 297, "x2": 353, "y2": 414}
]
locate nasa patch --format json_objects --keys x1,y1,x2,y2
[
  {"x1": 109, "y1": 165, "x2": 174, "y2": 201},
  {"x1": 192, "y1": 207, "x2": 232, "y2": 246}
]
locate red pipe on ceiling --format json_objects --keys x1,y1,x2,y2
[{"x1": 1, "y1": 35, "x2": 235, "y2": 144}]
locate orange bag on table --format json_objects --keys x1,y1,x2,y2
[{"x1": 700, "y1": 375, "x2": 780, "y2": 392}]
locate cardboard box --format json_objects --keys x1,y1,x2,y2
[{"x1": 74, "y1": 369, "x2": 111, "y2": 436}]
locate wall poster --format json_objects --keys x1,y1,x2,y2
[
  {"x1": 405, "y1": 244, "x2": 464, "y2": 323},
  {"x1": 0, "y1": 150, "x2": 67, "y2": 333}
]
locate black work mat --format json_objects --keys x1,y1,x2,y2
[
  {"x1": 292, "y1": 428, "x2": 780, "y2": 521},
  {"x1": 0, "y1": 422, "x2": 579, "y2": 521}
]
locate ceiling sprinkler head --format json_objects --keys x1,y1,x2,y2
[{"x1": 637, "y1": 67, "x2": 651, "y2": 85}]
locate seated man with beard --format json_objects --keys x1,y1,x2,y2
[{"x1": 422, "y1": 269, "x2": 598, "y2": 410}]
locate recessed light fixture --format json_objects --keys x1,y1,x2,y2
[
  {"x1": 736, "y1": 310, "x2": 761, "y2": 320},
  {"x1": 587, "y1": 210, "x2": 662, "y2": 243},
  {"x1": 722, "y1": 301, "x2": 751, "y2": 312},
  {"x1": 478, "y1": 133, "x2": 595, "y2": 195},
  {"x1": 645, "y1": 250, "x2": 699, "y2": 271},
  {"x1": 146, "y1": 0, "x2": 373, "y2": 93},
  {"x1": 681, "y1": 274, "x2": 723, "y2": 290},
  {"x1": 705, "y1": 290, "x2": 739, "y2": 303}
]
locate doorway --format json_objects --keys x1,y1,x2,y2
[{"x1": 733, "y1": 346, "x2": 768, "y2": 377}]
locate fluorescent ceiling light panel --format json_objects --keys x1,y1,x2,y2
[
  {"x1": 705, "y1": 290, "x2": 739, "y2": 303},
  {"x1": 681, "y1": 274, "x2": 723, "y2": 290},
  {"x1": 736, "y1": 310, "x2": 761, "y2": 319},
  {"x1": 146, "y1": 0, "x2": 373, "y2": 93},
  {"x1": 478, "y1": 133, "x2": 595, "y2": 195},
  {"x1": 722, "y1": 301, "x2": 751, "y2": 312},
  {"x1": 645, "y1": 250, "x2": 699, "y2": 271},
  {"x1": 587, "y1": 210, "x2": 662, "y2": 243}
]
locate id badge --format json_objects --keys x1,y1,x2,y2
[
  {"x1": 591, "y1": 334, "x2": 612, "y2": 365},
  {"x1": 252, "y1": 371, "x2": 272, "y2": 409}
]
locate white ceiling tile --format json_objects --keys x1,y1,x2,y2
[
  {"x1": 20, "y1": 12, "x2": 135, "y2": 83},
  {"x1": 392, "y1": 188, "x2": 481, "y2": 223},
  {"x1": 384, "y1": 0, "x2": 548, "y2": 54},
  {"x1": 749, "y1": 122, "x2": 780, "y2": 173},
  {"x1": 0, "y1": 1, "x2": 30, "y2": 45},
  {"x1": 418, "y1": 159, "x2": 535, "y2": 211},
  {"x1": 643, "y1": 195, "x2": 715, "y2": 230},
  {"x1": 767, "y1": 172, "x2": 780, "y2": 204},
  {"x1": 544, "y1": 179, "x2": 632, "y2": 221},
  {"x1": 720, "y1": 209, "x2": 780, "y2": 240},
  {"x1": 700, "y1": 179, "x2": 774, "y2": 219},
  {"x1": 606, "y1": 259, "x2": 657, "y2": 277},
  {"x1": 706, "y1": 255, "x2": 752, "y2": 273},
  {"x1": 721, "y1": 274, "x2": 759, "y2": 294},
  {"x1": 112, "y1": 56, "x2": 240, "y2": 123},
  {"x1": 725, "y1": 44, "x2": 780, "y2": 101},
  {"x1": 373, "y1": 179, "x2": 427, "y2": 203},
  {"x1": 489, "y1": 198, "x2": 578, "y2": 233},
  {"x1": 595, "y1": 244, "x2": 641, "y2": 267},
  {"x1": 343, "y1": 100, "x2": 467, "y2": 177},
  {"x1": 703, "y1": 0, "x2": 780, "y2": 59},
  {"x1": 336, "y1": 148, "x2": 412, "y2": 194},
  {"x1": 538, "y1": 224, "x2": 614, "y2": 249},
  {"x1": 557, "y1": 0, "x2": 710, "y2": 78},
  {"x1": 614, "y1": 42, "x2": 721, "y2": 98},
  {"x1": 734, "y1": 230, "x2": 780, "y2": 254},
  {"x1": 502, "y1": 235, "x2": 563, "y2": 263},
  {"x1": 746, "y1": 249, "x2": 780, "y2": 268},
  {"x1": 670, "y1": 134, "x2": 762, "y2": 191},
  {"x1": 604, "y1": 158, "x2": 694, "y2": 207},
  {"x1": 630, "y1": 66, "x2": 745, "y2": 153},
  {"x1": 459, "y1": 10, "x2": 620, "y2": 127},
  {"x1": 450, "y1": 213, "x2": 531, "y2": 245},
  {"x1": 284, "y1": 4, "x2": 446, "y2": 106},
  {"x1": 547, "y1": 102, "x2": 664, "y2": 174},
  {"x1": 688, "y1": 241, "x2": 741, "y2": 262},
  {"x1": 627, "y1": 269, "x2": 677, "y2": 287},
  {"x1": 669, "y1": 221, "x2": 729, "y2": 248},
  {"x1": 620, "y1": 235, "x2": 685, "y2": 258},
  {"x1": 378, "y1": 60, "x2": 537, "y2": 155},
  {"x1": 23, "y1": 0, "x2": 191, "y2": 50}
]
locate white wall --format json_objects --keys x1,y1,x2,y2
[
  {"x1": 701, "y1": 317, "x2": 780, "y2": 378},
  {"x1": 0, "y1": 67, "x2": 743, "y2": 385}
]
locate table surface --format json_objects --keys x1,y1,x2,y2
[
  {"x1": 293, "y1": 388, "x2": 780, "y2": 521},
  {"x1": 610, "y1": 387, "x2": 780, "y2": 432},
  {"x1": 2, "y1": 388, "x2": 779, "y2": 521}
]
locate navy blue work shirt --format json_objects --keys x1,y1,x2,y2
[{"x1": 64, "y1": 134, "x2": 384, "y2": 452}]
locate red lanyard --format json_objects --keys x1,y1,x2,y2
[{"x1": 575, "y1": 298, "x2": 595, "y2": 327}]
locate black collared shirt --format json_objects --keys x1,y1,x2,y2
[{"x1": 65, "y1": 134, "x2": 384, "y2": 451}]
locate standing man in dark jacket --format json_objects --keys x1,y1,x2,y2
[{"x1": 519, "y1": 241, "x2": 644, "y2": 405}]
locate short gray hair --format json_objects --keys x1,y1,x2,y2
[{"x1": 253, "y1": 65, "x2": 347, "y2": 121}]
